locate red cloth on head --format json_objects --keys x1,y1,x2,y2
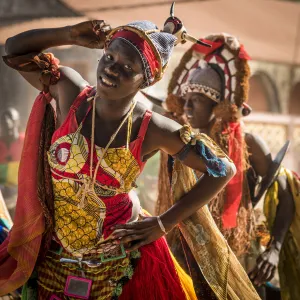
[
  {"x1": 111, "y1": 30, "x2": 159, "y2": 77},
  {"x1": 192, "y1": 39, "x2": 223, "y2": 55},
  {"x1": 0, "y1": 92, "x2": 51, "y2": 295},
  {"x1": 239, "y1": 45, "x2": 251, "y2": 60},
  {"x1": 222, "y1": 122, "x2": 244, "y2": 229}
]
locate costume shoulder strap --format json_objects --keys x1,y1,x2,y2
[{"x1": 137, "y1": 110, "x2": 152, "y2": 140}]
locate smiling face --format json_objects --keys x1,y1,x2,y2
[{"x1": 96, "y1": 39, "x2": 145, "y2": 100}]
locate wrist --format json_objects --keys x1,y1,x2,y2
[
  {"x1": 67, "y1": 25, "x2": 77, "y2": 45},
  {"x1": 159, "y1": 213, "x2": 178, "y2": 233},
  {"x1": 268, "y1": 238, "x2": 282, "y2": 252}
]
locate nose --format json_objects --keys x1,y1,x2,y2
[
  {"x1": 105, "y1": 65, "x2": 119, "y2": 77},
  {"x1": 184, "y1": 98, "x2": 192, "y2": 113}
]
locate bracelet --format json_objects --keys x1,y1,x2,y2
[{"x1": 157, "y1": 216, "x2": 167, "y2": 234}]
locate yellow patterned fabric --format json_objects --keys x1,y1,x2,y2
[
  {"x1": 264, "y1": 167, "x2": 300, "y2": 300},
  {"x1": 47, "y1": 123, "x2": 140, "y2": 256},
  {"x1": 170, "y1": 127, "x2": 260, "y2": 300}
]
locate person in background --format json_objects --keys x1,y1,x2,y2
[
  {"x1": 149, "y1": 34, "x2": 297, "y2": 300},
  {"x1": 0, "y1": 107, "x2": 24, "y2": 218}
]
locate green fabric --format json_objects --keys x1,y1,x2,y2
[
  {"x1": 21, "y1": 271, "x2": 38, "y2": 300},
  {"x1": 0, "y1": 164, "x2": 8, "y2": 184}
]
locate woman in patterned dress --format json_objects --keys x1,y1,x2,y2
[{"x1": 0, "y1": 19, "x2": 236, "y2": 299}]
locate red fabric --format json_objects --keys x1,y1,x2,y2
[
  {"x1": 52, "y1": 87, "x2": 152, "y2": 169},
  {"x1": 120, "y1": 237, "x2": 187, "y2": 300},
  {"x1": 111, "y1": 30, "x2": 159, "y2": 77},
  {"x1": 239, "y1": 44, "x2": 251, "y2": 60},
  {"x1": 51, "y1": 87, "x2": 152, "y2": 239},
  {"x1": 193, "y1": 39, "x2": 224, "y2": 55},
  {"x1": 0, "y1": 92, "x2": 51, "y2": 295},
  {"x1": 0, "y1": 134, "x2": 25, "y2": 163},
  {"x1": 222, "y1": 122, "x2": 244, "y2": 229},
  {"x1": 193, "y1": 39, "x2": 251, "y2": 62}
]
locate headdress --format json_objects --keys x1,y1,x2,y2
[
  {"x1": 168, "y1": 33, "x2": 251, "y2": 121},
  {"x1": 164, "y1": 34, "x2": 253, "y2": 244},
  {"x1": 106, "y1": 21, "x2": 177, "y2": 88}
]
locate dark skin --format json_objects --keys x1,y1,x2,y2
[
  {"x1": 184, "y1": 91, "x2": 295, "y2": 286},
  {"x1": 0, "y1": 109, "x2": 20, "y2": 147},
  {"x1": 5, "y1": 21, "x2": 235, "y2": 252}
]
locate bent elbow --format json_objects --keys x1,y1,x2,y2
[
  {"x1": 225, "y1": 159, "x2": 236, "y2": 181},
  {"x1": 5, "y1": 37, "x2": 13, "y2": 55}
]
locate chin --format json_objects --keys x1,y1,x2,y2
[
  {"x1": 187, "y1": 119, "x2": 198, "y2": 129},
  {"x1": 96, "y1": 85, "x2": 119, "y2": 101}
]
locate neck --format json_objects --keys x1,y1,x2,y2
[
  {"x1": 95, "y1": 94, "x2": 136, "y2": 122},
  {"x1": 1, "y1": 129, "x2": 19, "y2": 146},
  {"x1": 198, "y1": 118, "x2": 216, "y2": 137}
]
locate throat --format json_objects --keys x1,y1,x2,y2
[{"x1": 95, "y1": 96, "x2": 136, "y2": 122}]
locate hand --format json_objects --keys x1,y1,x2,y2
[
  {"x1": 70, "y1": 20, "x2": 111, "y2": 49},
  {"x1": 111, "y1": 216, "x2": 166, "y2": 252},
  {"x1": 249, "y1": 244, "x2": 280, "y2": 286}
]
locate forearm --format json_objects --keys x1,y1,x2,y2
[
  {"x1": 270, "y1": 176, "x2": 295, "y2": 248},
  {"x1": 160, "y1": 158, "x2": 235, "y2": 231},
  {"x1": 271, "y1": 197, "x2": 294, "y2": 247},
  {"x1": 5, "y1": 26, "x2": 72, "y2": 55}
]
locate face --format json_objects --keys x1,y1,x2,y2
[
  {"x1": 183, "y1": 92, "x2": 216, "y2": 129},
  {"x1": 97, "y1": 39, "x2": 144, "y2": 100},
  {"x1": 1, "y1": 110, "x2": 20, "y2": 136}
]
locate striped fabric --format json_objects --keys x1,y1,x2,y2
[{"x1": 37, "y1": 248, "x2": 136, "y2": 299}]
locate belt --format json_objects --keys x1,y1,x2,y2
[{"x1": 49, "y1": 239, "x2": 127, "y2": 268}]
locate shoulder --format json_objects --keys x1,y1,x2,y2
[
  {"x1": 148, "y1": 111, "x2": 181, "y2": 136},
  {"x1": 245, "y1": 132, "x2": 272, "y2": 177},
  {"x1": 244, "y1": 132, "x2": 271, "y2": 157},
  {"x1": 141, "y1": 109, "x2": 183, "y2": 156}
]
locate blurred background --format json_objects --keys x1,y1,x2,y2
[{"x1": 0, "y1": 0, "x2": 299, "y2": 215}]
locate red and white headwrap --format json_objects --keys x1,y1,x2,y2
[{"x1": 106, "y1": 21, "x2": 177, "y2": 88}]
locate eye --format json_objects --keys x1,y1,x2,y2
[
  {"x1": 124, "y1": 64, "x2": 132, "y2": 71},
  {"x1": 105, "y1": 54, "x2": 113, "y2": 61}
]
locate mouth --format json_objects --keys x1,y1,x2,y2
[
  {"x1": 98, "y1": 75, "x2": 117, "y2": 88},
  {"x1": 185, "y1": 112, "x2": 194, "y2": 120}
]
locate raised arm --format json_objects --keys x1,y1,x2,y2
[
  {"x1": 4, "y1": 21, "x2": 110, "y2": 124},
  {"x1": 111, "y1": 112, "x2": 235, "y2": 251}
]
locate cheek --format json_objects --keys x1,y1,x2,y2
[
  {"x1": 194, "y1": 103, "x2": 213, "y2": 119},
  {"x1": 122, "y1": 73, "x2": 144, "y2": 90},
  {"x1": 132, "y1": 73, "x2": 144, "y2": 86},
  {"x1": 97, "y1": 59, "x2": 104, "y2": 74}
]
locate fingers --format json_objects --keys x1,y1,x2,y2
[
  {"x1": 112, "y1": 229, "x2": 147, "y2": 239},
  {"x1": 92, "y1": 20, "x2": 111, "y2": 35},
  {"x1": 101, "y1": 25, "x2": 111, "y2": 33},
  {"x1": 265, "y1": 266, "x2": 276, "y2": 282},
  {"x1": 249, "y1": 265, "x2": 259, "y2": 282},
  {"x1": 126, "y1": 240, "x2": 148, "y2": 252},
  {"x1": 251, "y1": 262, "x2": 276, "y2": 286},
  {"x1": 112, "y1": 218, "x2": 152, "y2": 231},
  {"x1": 254, "y1": 261, "x2": 269, "y2": 286},
  {"x1": 120, "y1": 234, "x2": 146, "y2": 244}
]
